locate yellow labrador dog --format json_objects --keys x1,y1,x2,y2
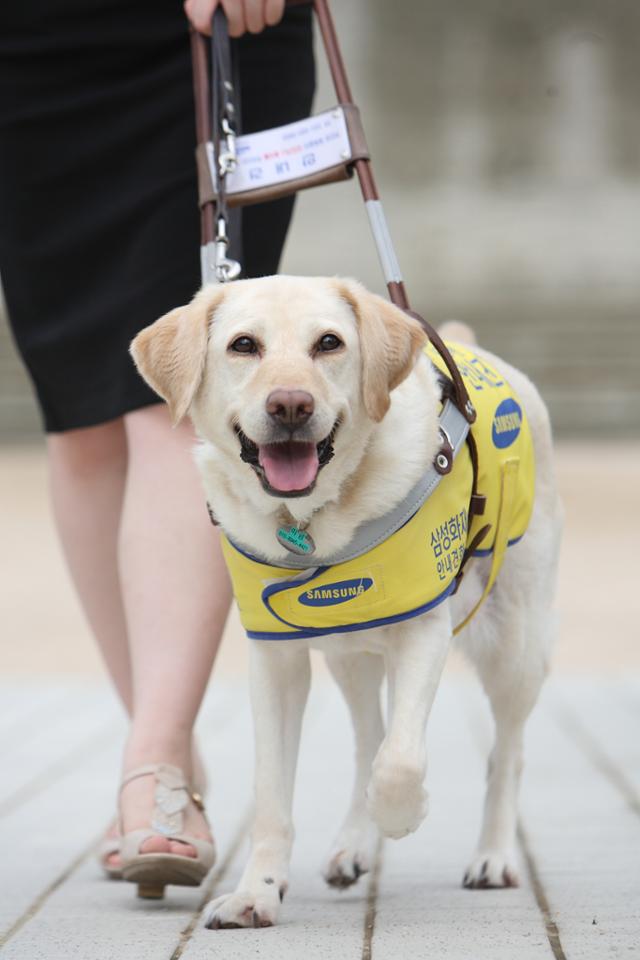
[{"x1": 131, "y1": 276, "x2": 562, "y2": 929}]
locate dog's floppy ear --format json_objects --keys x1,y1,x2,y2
[
  {"x1": 336, "y1": 279, "x2": 427, "y2": 422},
  {"x1": 130, "y1": 286, "x2": 226, "y2": 425}
]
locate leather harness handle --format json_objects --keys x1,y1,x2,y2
[
  {"x1": 190, "y1": 27, "x2": 215, "y2": 247},
  {"x1": 189, "y1": 0, "x2": 476, "y2": 423},
  {"x1": 308, "y1": 0, "x2": 475, "y2": 422}
]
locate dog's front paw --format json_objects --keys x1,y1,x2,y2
[
  {"x1": 203, "y1": 883, "x2": 285, "y2": 930},
  {"x1": 366, "y1": 759, "x2": 428, "y2": 839},
  {"x1": 323, "y1": 821, "x2": 377, "y2": 890},
  {"x1": 463, "y1": 851, "x2": 519, "y2": 890}
]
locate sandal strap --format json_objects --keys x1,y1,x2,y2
[
  {"x1": 120, "y1": 762, "x2": 187, "y2": 792},
  {"x1": 119, "y1": 763, "x2": 208, "y2": 839},
  {"x1": 120, "y1": 763, "x2": 205, "y2": 807}
]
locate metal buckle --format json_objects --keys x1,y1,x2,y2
[
  {"x1": 218, "y1": 117, "x2": 237, "y2": 176},
  {"x1": 214, "y1": 217, "x2": 241, "y2": 282},
  {"x1": 434, "y1": 424, "x2": 454, "y2": 475}
]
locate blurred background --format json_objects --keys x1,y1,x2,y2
[
  {"x1": 1, "y1": 0, "x2": 639, "y2": 676},
  {"x1": 2, "y1": 9, "x2": 638, "y2": 956}
]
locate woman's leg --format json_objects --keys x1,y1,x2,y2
[
  {"x1": 48, "y1": 405, "x2": 232, "y2": 859},
  {"x1": 47, "y1": 419, "x2": 133, "y2": 711},
  {"x1": 118, "y1": 403, "x2": 232, "y2": 856}
]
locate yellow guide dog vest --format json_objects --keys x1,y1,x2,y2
[{"x1": 221, "y1": 343, "x2": 535, "y2": 640}]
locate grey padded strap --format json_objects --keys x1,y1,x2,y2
[{"x1": 228, "y1": 400, "x2": 470, "y2": 571}]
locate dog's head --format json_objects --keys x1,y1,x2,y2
[{"x1": 130, "y1": 276, "x2": 425, "y2": 500}]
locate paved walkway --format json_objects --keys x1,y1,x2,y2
[{"x1": 1, "y1": 676, "x2": 638, "y2": 959}]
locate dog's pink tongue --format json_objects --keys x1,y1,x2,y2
[{"x1": 258, "y1": 441, "x2": 319, "y2": 492}]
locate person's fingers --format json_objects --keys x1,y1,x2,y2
[
  {"x1": 185, "y1": 0, "x2": 219, "y2": 35},
  {"x1": 185, "y1": 0, "x2": 281, "y2": 38},
  {"x1": 264, "y1": 0, "x2": 286, "y2": 27},
  {"x1": 244, "y1": 0, "x2": 265, "y2": 34},
  {"x1": 221, "y1": 0, "x2": 247, "y2": 37}
]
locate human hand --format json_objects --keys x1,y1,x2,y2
[{"x1": 184, "y1": 0, "x2": 286, "y2": 37}]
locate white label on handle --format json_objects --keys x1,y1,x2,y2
[{"x1": 223, "y1": 108, "x2": 351, "y2": 195}]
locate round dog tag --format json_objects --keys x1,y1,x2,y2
[{"x1": 276, "y1": 525, "x2": 316, "y2": 556}]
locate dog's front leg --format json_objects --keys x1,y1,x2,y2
[
  {"x1": 367, "y1": 608, "x2": 451, "y2": 839},
  {"x1": 204, "y1": 640, "x2": 311, "y2": 929},
  {"x1": 323, "y1": 651, "x2": 385, "y2": 889}
]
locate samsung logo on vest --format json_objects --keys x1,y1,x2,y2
[
  {"x1": 298, "y1": 578, "x2": 373, "y2": 607},
  {"x1": 492, "y1": 399, "x2": 522, "y2": 449}
]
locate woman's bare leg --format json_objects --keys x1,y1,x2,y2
[
  {"x1": 47, "y1": 419, "x2": 133, "y2": 711},
  {"x1": 48, "y1": 404, "x2": 232, "y2": 860},
  {"x1": 119, "y1": 404, "x2": 232, "y2": 856},
  {"x1": 48, "y1": 418, "x2": 133, "y2": 869}
]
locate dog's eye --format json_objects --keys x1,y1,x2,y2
[
  {"x1": 317, "y1": 333, "x2": 343, "y2": 353},
  {"x1": 229, "y1": 336, "x2": 258, "y2": 355}
]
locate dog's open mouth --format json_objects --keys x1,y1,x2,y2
[{"x1": 235, "y1": 423, "x2": 339, "y2": 497}]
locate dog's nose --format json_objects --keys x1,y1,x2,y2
[{"x1": 266, "y1": 389, "x2": 315, "y2": 427}]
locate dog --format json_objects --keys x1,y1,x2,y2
[{"x1": 131, "y1": 275, "x2": 562, "y2": 928}]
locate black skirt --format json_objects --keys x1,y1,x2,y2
[{"x1": 0, "y1": 1, "x2": 314, "y2": 432}]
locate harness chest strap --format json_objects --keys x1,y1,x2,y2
[
  {"x1": 260, "y1": 458, "x2": 518, "y2": 637},
  {"x1": 219, "y1": 457, "x2": 517, "y2": 639}
]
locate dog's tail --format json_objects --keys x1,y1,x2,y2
[{"x1": 437, "y1": 320, "x2": 477, "y2": 346}]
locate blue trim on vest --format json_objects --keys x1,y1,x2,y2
[
  {"x1": 471, "y1": 534, "x2": 524, "y2": 557},
  {"x1": 261, "y1": 565, "x2": 333, "y2": 630},
  {"x1": 226, "y1": 537, "x2": 272, "y2": 565},
  {"x1": 247, "y1": 579, "x2": 457, "y2": 641}
]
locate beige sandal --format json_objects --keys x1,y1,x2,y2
[
  {"x1": 97, "y1": 749, "x2": 209, "y2": 884},
  {"x1": 119, "y1": 763, "x2": 216, "y2": 899}
]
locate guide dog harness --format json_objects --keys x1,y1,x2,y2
[{"x1": 219, "y1": 342, "x2": 535, "y2": 641}]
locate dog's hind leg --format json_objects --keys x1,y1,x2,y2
[
  {"x1": 323, "y1": 651, "x2": 385, "y2": 890},
  {"x1": 203, "y1": 641, "x2": 311, "y2": 929},
  {"x1": 461, "y1": 600, "x2": 552, "y2": 889}
]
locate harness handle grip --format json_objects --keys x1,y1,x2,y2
[{"x1": 190, "y1": 0, "x2": 476, "y2": 422}]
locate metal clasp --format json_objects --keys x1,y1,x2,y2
[
  {"x1": 218, "y1": 117, "x2": 237, "y2": 176},
  {"x1": 214, "y1": 216, "x2": 241, "y2": 282},
  {"x1": 434, "y1": 424, "x2": 454, "y2": 475}
]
